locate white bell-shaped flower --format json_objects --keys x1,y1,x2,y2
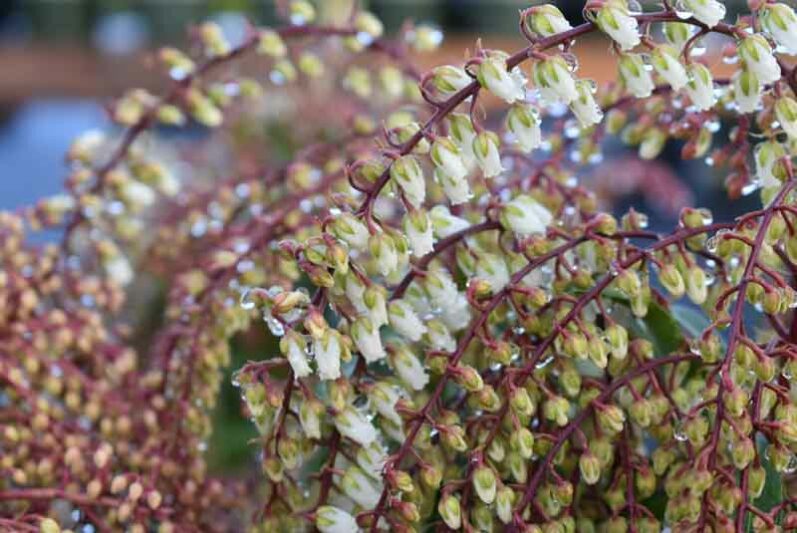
[
  {"x1": 351, "y1": 316, "x2": 386, "y2": 363},
  {"x1": 761, "y1": 3, "x2": 797, "y2": 55},
  {"x1": 506, "y1": 103, "x2": 542, "y2": 153},
  {"x1": 472, "y1": 131, "x2": 504, "y2": 178},
  {"x1": 501, "y1": 194, "x2": 552, "y2": 235},
  {"x1": 316, "y1": 506, "x2": 359, "y2": 533},
  {"x1": 334, "y1": 407, "x2": 378, "y2": 445},
  {"x1": 594, "y1": 0, "x2": 640, "y2": 51},
  {"x1": 683, "y1": 0, "x2": 726, "y2": 29},
  {"x1": 738, "y1": 34, "x2": 781, "y2": 85},
  {"x1": 651, "y1": 45, "x2": 689, "y2": 91},
  {"x1": 388, "y1": 299, "x2": 427, "y2": 342},
  {"x1": 685, "y1": 63, "x2": 716, "y2": 111},
  {"x1": 618, "y1": 53, "x2": 655, "y2": 98}
]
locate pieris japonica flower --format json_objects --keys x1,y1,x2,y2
[
  {"x1": 448, "y1": 113, "x2": 477, "y2": 166},
  {"x1": 431, "y1": 65, "x2": 472, "y2": 95},
  {"x1": 496, "y1": 487, "x2": 514, "y2": 524},
  {"x1": 388, "y1": 300, "x2": 427, "y2": 342},
  {"x1": 501, "y1": 194, "x2": 553, "y2": 235},
  {"x1": 356, "y1": 442, "x2": 387, "y2": 479},
  {"x1": 571, "y1": 80, "x2": 604, "y2": 128},
  {"x1": 685, "y1": 63, "x2": 716, "y2": 111},
  {"x1": 683, "y1": 0, "x2": 726, "y2": 29},
  {"x1": 332, "y1": 212, "x2": 369, "y2": 250},
  {"x1": 334, "y1": 407, "x2": 377, "y2": 445},
  {"x1": 761, "y1": 3, "x2": 797, "y2": 55},
  {"x1": 639, "y1": 128, "x2": 667, "y2": 160},
  {"x1": 531, "y1": 56, "x2": 578, "y2": 104},
  {"x1": 314, "y1": 330, "x2": 343, "y2": 380},
  {"x1": 424, "y1": 268, "x2": 460, "y2": 308},
  {"x1": 473, "y1": 465, "x2": 497, "y2": 504},
  {"x1": 341, "y1": 466, "x2": 382, "y2": 509},
  {"x1": 298, "y1": 404, "x2": 322, "y2": 443},
  {"x1": 390, "y1": 155, "x2": 425, "y2": 208},
  {"x1": 369, "y1": 232, "x2": 398, "y2": 276},
  {"x1": 473, "y1": 131, "x2": 504, "y2": 178},
  {"x1": 476, "y1": 253, "x2": 511, "y2": 293},
  {"x1": 651, "y1": 45, "x2": 689, "y2": 91},
  {"x1": 663, "y1": 21, "x2": 695, "y2": 51},
  {"x1": 363, "y1": 285, "x2": 388, "y2": 326},
  {"x1": 439, "y1": 495, "x2": 462, "y2": 530},
  {"x1": 343, "y1": 270, "x2": 367, "y2": 314},
  {"x1": 280, "y1": 330, "x2": 312, "y2": 378},
  {"x1": 440, "y1": 294, "x2": 471, "y2": 332},
  {"x1": 593, "y1": 0, "x2": 640, "y2": 51},
  {"x1": 506, "y1": 103, "x2": 542, "y2": 152},
  {"x1": 404, "y1": 209, "x2": 435, "y2": 257},
  {"x1": 435, "y1": 167, "x2": 472, "y2": 205},
  {"x1": 775, "y1": 97, "x2": 797, "y2": 140},
  {"x1": 524, "y1": 4, "x2": 573, "y2": 37},
  {"x1": 368, "y1": 382, "x2": 403, "y2": 424},
  {"x1": 389, "y1": 343, "x2": 429, "y2": 390},
  {"x1": 316, "y1": 506, "x2": 359, "y2": 533},
  {"x1": 738, "y1": 35, "x2": 781, "y2": 85},
  {"x1": 476, "y1": 56, "x2": 526, "y2": 104},
  {"x1": 755, "y1": 141, "x2": 787, "y2": 189},
  {"x1": 733, "y1": 68, "x2": 761, "y2": 113},
  {"x1": 618, "y1": 53, "x2": 654, "y2": 98},
  {"x1": 430, "y1": 205, "x2": 470, "y2": 238},
  {"x1": 351, "y1": 316, "x2": 385, "y2": 363},
  {"x1": 431, "y1": 137, "x2": 468, "y2": 180},
  {"x1": 426, "y1": 319, "x2": 457, "y2": 352}
]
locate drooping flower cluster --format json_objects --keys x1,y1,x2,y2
[{"x1": 4, "y1": 1, "x2": 797, "y2": 532}]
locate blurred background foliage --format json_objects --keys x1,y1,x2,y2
[{"x1": 0, "y1": 0, "x2": 757, "y2": 475}]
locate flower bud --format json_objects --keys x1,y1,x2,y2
[
  {"x1": 733, "y1": 68, "x2": 761, "y2": 114},
  {"x1": 738, "y1": 35, "x2": 781, "y2": 85},
  {"x1": 597, "y1": 405, "x2": 625, "y2": 435},
  {"x1": 510, "y1": 427, "x2": 536, "y2": 459},
  {"x1": 683, "y1": 0, "x2": 726, "y2": 28},
  {"x1": 531, "y1": 56, "x2": 578, "y2": 104},
  {"x1": 257, "y1": 29, "x2": 286, "y2": 57},
  {"x1": 472, "y1": 131, "x2": 504, "y2": 178},
  {"x1": 316, "y1": 506, "x2": 358, "y2": 533},
  {"x1": 501, "y1": 194, "x2": 552, "y2": 236},
  {"x1": 473, "y1": 465, "x2": 497, "y2": 504},
  {"x1": 685, "y1": 63, "x2": 716, "y2": 111},
  {"x1": 432, "y1": 65, "x2": 472, "y2": 95},
  {"x1": 544, "y1": 395, "x2": 570, "y2": 427},
  {"x1": 390, "y1": 155, "x2": 425, "y2": 209},
  {"x1": 685, "y1": 266, "x2": 707, "y2": 304},
  {"x1": 334, "y1": 407, "x2": 377, "y2": 446},
  {"x1": 579, "y1": 452, "x2": 601, "y2": 485},
  {"x1": 507, "y1": 103, "x2": 543, "y2": 153},
  {"x1": 496, "y1": 486, "x2": 515, "y2": 524},
  {"x1": 524, "y1": 5, "x2": 572, "y2": 37},
  {"x1": 592, "y1": 1, "x2": 640, "y2": 51},
  {"x1": 651, "y1": 45, "x2": 689, "y2": 91},
  {"x1": 454, "y1": 365, "x2": 484, "y2": 392},
  {"x1": 618, "y1": 53, "x2": 654, "y2": 98},
  {"x1": 438, "y1": 494, "x2": 462, "y2": 530},
  {"x1": 761, "y1": 3, "x2": 797, "y2": 55},
  {"x1": 476, "y1": 55, "x2": 525, "y2": 104},
  {"x1": 775, "y1": 96, "x2": 797, "y2": 141}
]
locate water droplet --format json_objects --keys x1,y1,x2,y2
[{"x1": 239, "y1": 288, "x2": 256, "y2": 310}]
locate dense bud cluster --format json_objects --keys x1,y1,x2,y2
[{"x1": 4, "y1": 0, "x2": 797, "y2": 531}]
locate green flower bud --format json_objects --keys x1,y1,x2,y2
[
  {"x1": 473, "y1": 465, "x2": 497, "y2": 504},
  {"x1": 685, "y1": 266, "x2": 707, "y2": 304},
  {"x1": 579, "y1": 452, "x2": 601, "y2": 485},
  {"x1": 510, "y1": 427, "x2": 536, "y2": 459},
  {"x1": 438, "y1": 494, "x2": 462, "y2": 530},
  {"x1": 544, "y1": 395, "x2": 571, "y2": 427},
  {"x1": 597, "y1": 405, "x2": 625, "y2": 435},
  {"x1": 659, "y1": 264, "x2": 685, "y2": 298}
]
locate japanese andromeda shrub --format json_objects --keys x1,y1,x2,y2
[{"x1": 5, "y1": 0, "x2": 797, "y2": 531}]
